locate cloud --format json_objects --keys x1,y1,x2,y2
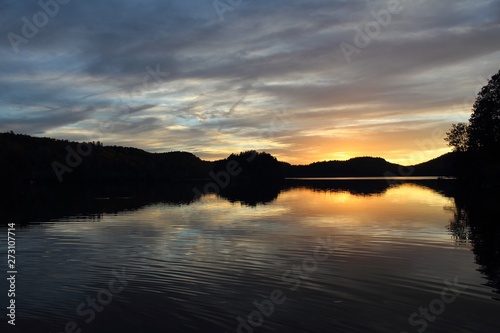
[{"x1": 1, "y1": 0, "x2": 499, "y2": 164}]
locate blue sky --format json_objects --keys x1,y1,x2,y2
[{"x1": 1, "y1": 0, "x2": 500, "y2": 164}]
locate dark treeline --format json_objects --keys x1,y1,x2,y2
[
  {"x1": 0, "y1": 132, "x2": 456, "y2": 185},
  {"x1": 443, "y1": 67, "x2": 500, "y2": 295},
  {"x1": 285, "y1": 156, "x2": 458, "y2": 178},
  {"x1": 213, "y1": 150, "x2": 286, "y2": 180},
  {"x1": 0, "y1": 132, "x2": 290, "y2": 184},
  {"x1": 286, "y1": 157, "x2": 401, "y2": 177},
  {"x1": 2, "y1": 69, "x2": 499, "y2": 185},
  {"x1": 445, "y1": 69, "x2": 500, "y2": 185},
  {"x1": 0, "y1": 132, "x2": 212, "y2": 184}
]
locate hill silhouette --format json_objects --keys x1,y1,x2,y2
[
  {"x1": 0, "y1": 132, "x2": 457, "y2": 185},
  {"x1": 0, "y1": 132, "x2": 212, "y2": 184},
  {"x1": 410, "y1": 152, "x2": 459, "y2": 176},
  {"x1": 285, "y1": 156, "x2": 404, "y2": 177}
]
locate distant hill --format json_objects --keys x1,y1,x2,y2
[
  {"x1": 0, "y1": 132, "x2": 457, "y2": 184},
  {"x1": 213, "y1": 151, "x2": 285, "y2": 181},
  {"x1": 411, "y1": 152, "x2": 458, "y2": 176},
  {"x1": 285, "y1": 157, "x2": 404, "y2": 177},
  {"x1": 0, "y1": 132, "x2": 212, "y2": 184},
  {"x1": 285, "y1": 154, "x2": 460, "y2": 178}
]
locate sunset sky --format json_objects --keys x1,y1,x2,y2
[{"x1": 1, "y1": 0, "x2": 500, "y2": 165}]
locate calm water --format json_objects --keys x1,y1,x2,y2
[{"x1": 0, "y1": 180, "x2": 499, "y2": 332}]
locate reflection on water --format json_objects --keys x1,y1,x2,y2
[
  {"x1": 447, "y1": 188, "x2": 500, "y2": 300},
  {"x1": 0, "y1": 179, "x2": 498, "y2": 332}
]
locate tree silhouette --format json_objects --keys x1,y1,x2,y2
[
  {"x1": 468, "y1": 70, "x2": 500, "y2": 151},
  {"x1": 446, "y1": 69, "x2": 500, "y2": 153},
  {"x1": 445, "y1": 70, "x2": 500, "y2": 181},
  {"x1": 445, "y1": 122, "x2": 469, "y2": 152},
  {"x1": 213, "y1": 151, "x2": 285, "y2": 181}
]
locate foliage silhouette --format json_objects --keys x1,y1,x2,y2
[
  {"x1": 0, "y1": 132, "x2": 212, "y2": 184},
  {"x1": 445, "y1": 123, "x2": 469, "y2": 152},
  {"x1": 286, "y1": 157, "x2": 401, "y2": 177},
  {"x1": 1, "y1": 132, "x2": 458, "y2": 186},
  {"x1": 468, "y1": 70, "x2": 500, "y2": 152},
  {"x1": 445, "y1": 69, "x2": 500, "y2": 183},
  {"x1": 213, "y1": 150, "x2": 285, "y2": 181}
]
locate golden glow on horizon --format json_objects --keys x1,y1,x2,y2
[
  {"x1": 41, "y1": 105, "x2": 454, "y2": 166},
  {"x1": 41, "y1": 127, "x2": 452, "y2": 166},
  {"x1": 277, "y1": 147, "x2": 451, "y2": 166}
]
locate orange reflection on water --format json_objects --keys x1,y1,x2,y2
[{"x1": 277, "y1": 183, "x2": 453, "y2": 232}]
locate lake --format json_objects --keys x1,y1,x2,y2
[{"x1": 0, "y1": 179, "x2": 498, "y2": 332}]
